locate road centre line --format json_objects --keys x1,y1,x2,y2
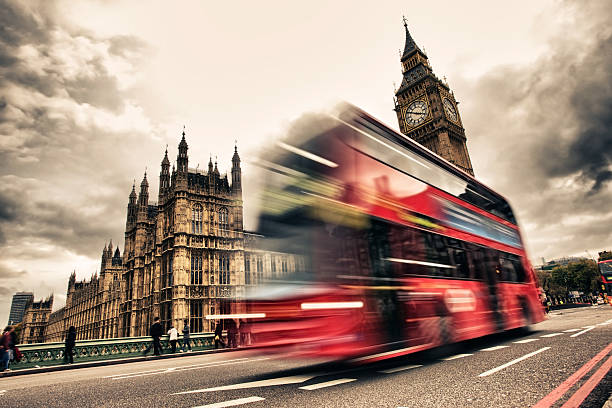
[
  {"x1": 478, "y1": 347, "x2": 551, "y2": 377},
  {"x1": 349, "y1": 343, "x2": 432, "y2": 363},
  {"x1": 540, "y1": 333, "x2": 563, "y2": 338},
  {"x1": 443, "y1": 353, "x2": 473, "y2": 361},
  {"x1": 480, "y1": 346, "x2": 509, "y2": 351},
  {"x1": 570, "y1": 326, "x2": 595, "y2": 337},
  {"x1": 299, "y1": 378, "x2": 357, "y2": 390},
  {"x1": 533, "y1": 341, "x2": 612, "y2": 408},
  {"x1": 379, "y1": 364, "x2": 423, "y2": 374},
  {"x1": 563, "y1": 329, "x2": 581, "y2": 332},
  {"x1": 513, "y1": 339, "x2": 540, "y2": 344},
  {"x1": 104, "y1": 358, "x2": 250, "y2": 378},
  {"x1": 112, "y1": 358, "x2": 267, "y2": 380},
  {"x1": 561, "y1": 355, "x2": 612, "y2": 408},
  {"x1": 193, "y1": 396, "x2": 265, "y2": 408},
  {"x1": 174, "y1": 374, "x2": 316, "y2": 394}
]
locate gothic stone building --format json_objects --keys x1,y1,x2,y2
[
  {"x1": 20, "y1": 295, "x2": 53, "y2": 344},
  {"x1": 120, "y1": 131, "x2": 244, "y2": 336},
  {"x1": 44, "y1": 242, "x2": 123, "y2": 342},
  {"x1": 394, "y1": 21, "x2": 474, "y2": 176},
  {"x1": 38, "y1": 131, "x2": 300, "y2": 342}
]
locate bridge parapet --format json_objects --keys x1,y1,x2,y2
[{"x1": 12, "y1": 333, "x2": 215, "y2": 369}]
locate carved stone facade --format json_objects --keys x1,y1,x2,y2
[
  {"x1": 43, "y1": 243, "x2": 122, "y2": 342},
  {"x1": 20, "y1": 295, "x2": 53, "y2": 344},
  {"x1": 394, "y1": 21, "x2": 474, "y2": 176},
  {"x1": 119, "y1": 130, "x2": 244, "y2": 336}
]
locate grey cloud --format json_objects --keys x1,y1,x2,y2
[
  {"x1": 108, "y1": 35, "x2": 147, "y2": 57},
  {"x1": 459, "y1": 0, "x2": 612, "y2": 259},
  {"x1": 0, "y1": 263, "x2": 27, "y2": 279}
]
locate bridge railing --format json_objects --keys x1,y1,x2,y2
[{"x1": 11, "y1": 333, "x2": 215, "y2": 370}]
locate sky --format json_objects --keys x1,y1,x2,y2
[{"x1": 0, "y1": 0, "x2": 611, "y2": 322}]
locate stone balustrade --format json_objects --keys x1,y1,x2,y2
[{"x1": 11, "y1": 332, "x2": 215, "y2": 369}]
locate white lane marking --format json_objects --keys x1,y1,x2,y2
[
  {"x1": 443, "y1": 353, "x2": 473, "y2": 361},
  {"x1": 349, "y1": 344, "x2": 432, "y2": 362},
  {"x1": 597, "y1": 322, "x2": 610, "y2": 326},
  {"x1": 379, "y1": 364, "x2": 423, "y2": 374},
  {"x1": 478, "y1": 347, "x2": 551, "y2": 377},
  {"x1": 480, "y1": 346, "x2": 509, "y2": 352},
  {"x1": 104, "y1": 358, "x2": 250, "y2": 378},
  {"x1": 513, "y1": 339, "x2": 540, "y2": 344},
  {"x1": 563, "y1": 329, "x2": 581, "y2": 333},
  {"x1": 540, "y1": 333, "x2": 563, "y2": 338},
  {"x1": 570, "y1": 326, "x2": 596, "y2": 337},
  {"x1": 112, "y1": 359, "x2": 266, "y2": 380},
  {"x1": 174, "y1": 375, "x2": 316, "y2": 394},
  {"x1": 299, "y1": 378, "x2": 356, "y2": 390},
  {"x1": 193, "y1": 396, "x2": 265, "y2": 408}
]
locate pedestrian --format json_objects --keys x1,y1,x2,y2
[
  {"x1": 214, "y1": 321, "x2": 225, "y2": 349},
  {"x1": 144, "y1": 317, "x2": 163, "y2": 356},
  {"x1": 64, "y1": 326, "x2": 76, "y2": 364},
  {"x1": 239, "y1": 319, "x2": 251, "y2": 347},
  {"x1": 227, "y1": 319, "x2": 238, "y2": 348},
  {"x1": 9, "y1": 326, "x2": 22, "y2": 363},
  {"x1": 168, "y1": 325, "x2": 178, "y2": 353},
  {"x1": 182, "y1": 320, "x2": 192, "y2": 352},
  {"x1": 6, "y1": 326, "x2": 17, "y2": 369},
  {"x1": 1, "y1": 327, "x2": 11, "y2": 372}
]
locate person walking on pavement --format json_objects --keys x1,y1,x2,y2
[
  {"x1": 182, "y1": 320, "x2": 192, "y2": 352},
  {"x1": 64, "y1": 326, "x2": 76, "y2": 364},
  {"x1": 0, "y1": 327, "x2": 11, "y2": 371},
  {"x1": 239, "y1": 319, "x2": 251, "y2": 347},
  {"x1": 5, "y1": 326, "x2": 14, "y2": 367},
  {"x1": 168, "y1": 325, "x2": 179, "y2": 353},
  {"x1": 227, "y1": 319, "x2": 238, "y2": 348},
  {"x1": 214, "y1": 321, "x2": 225, "y2": 349},
  {"x1": 144, "y1": 317, "x2": 163, "y2": 356}
]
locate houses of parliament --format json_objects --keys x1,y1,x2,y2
[{"x1": 18, "y1": 21, "x2": 475, "y2": 343}]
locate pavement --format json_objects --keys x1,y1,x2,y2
[{"x1": 0, "y1": 305, "x2": 610, "y2": 407}]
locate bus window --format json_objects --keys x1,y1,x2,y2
[
  {"x1": 447, "y1": 239, "x2": 470, "y2": 279},
  {"x1": 424, "y1": 232, "x2": 453, "y2": 277},
  {"x1": 499, "y1": 256, "x2": 517, "y2": 282},
  {"x1": 499, "y1": 253, "x2": 525, "y2": 283},
  {"x1": 467, "y1": 244, "x2": 486, "y2": 280}
]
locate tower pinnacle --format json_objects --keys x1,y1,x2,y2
[{"x1": 401, "y1": 18, "x2": 423, "y2": 61}]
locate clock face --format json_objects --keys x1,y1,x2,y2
[
  {"x1": 443, "y1": 97, "x2": 458, "y2": 122},
  {"x1": 404, "y1": 100, "x2": 429, "y2": 127}
]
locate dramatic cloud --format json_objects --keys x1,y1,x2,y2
[
  {"x1": 459, "y1": 0, "x2": 612, "y2": 260},
  {"x1": 0, "y1": 0, "x2": 163, "y2": 321}
]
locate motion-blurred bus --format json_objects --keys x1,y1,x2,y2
[
  {"x1": 598, "y1": 259, "x2": 612, "y2": 304},
  {"x1": 242, "y1": 104, "x2": 545, "y2": 362}
]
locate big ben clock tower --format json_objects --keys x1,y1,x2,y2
[{"x1": 394, "y1": 19, "x2": 474, "y2": 176}]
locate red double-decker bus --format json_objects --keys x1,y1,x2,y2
[
  {"x1": 243, "y1": 104, "x2": 545, "y2": 362},
  {"x1": 598, "y1": 260, "x2": 612, "y2": 304}
]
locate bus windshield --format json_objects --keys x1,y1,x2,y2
[{"x1": 600, "y1": 262, "x2": 612, "y2": 280}]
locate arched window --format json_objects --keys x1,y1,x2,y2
[
  {"x1": 218, "y1": 255, "x2": 230, "y2": 285},
  {"x1": 192, "y1": 205, "x2": 202, "y2": 234},
  {"x1": 191, "y1": 250, "x2": 202, "y2": 285},
  {"x1": 219, "y1": 208, "x2": 229, "y2": 235}
]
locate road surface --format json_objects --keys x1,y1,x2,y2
[{"x1": 1, "y1": 305, "x2": 611, "y2": 407}]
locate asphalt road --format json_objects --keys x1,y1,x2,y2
[{"x1": 2, "y1": 305, "x2": 611, "y2": 408}]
